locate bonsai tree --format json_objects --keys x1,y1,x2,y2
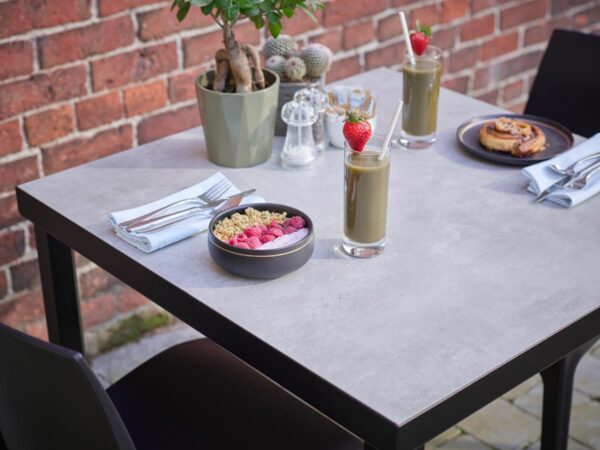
[{"x1": 172, "y1": 0, "x2": 323, "y2": 94}]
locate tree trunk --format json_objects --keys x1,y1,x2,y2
[{"x1": 223, "y1": 24, "x2": 252, "y2": 94}]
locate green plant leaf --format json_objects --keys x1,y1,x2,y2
[
  {"x1": 176, "y1": 1, "x2": 191, "y2": 21},
  {"x1": 224, "y1": 5, "x2": 239, "y2": 21},
  {"x1": 190, "y1": 0, "x2": 212, "y2": 6},
  {"x1": 250, "y1": 14, "x2": 265, "y2": 28},
  {"x1": 200, "y1": 3, "x2": 213, "y2": 14},
  {"x1": 268, "y1": 20, "x2": 281, "y2": 37},
  {"x1": 241, "y1": 6, "x2": 260, "y2": 16},
  {"x1": 282, "y1": 6, "x2": 294, "y2": 17},
  {"x1": 171, "y1": 0, "x2": 178, "y2": 12}
]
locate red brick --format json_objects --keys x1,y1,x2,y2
[
  {"x1": 138, "y1": 5, "x2": 213, "y2": 41},
  {"x1": 501, "y1": 0, "x2": 548, "y2": 30},
  {"x1": 42, "y1": 125, "x2": 132, "y2": 175},
  {"x1": 0, "y1": 120, "x2": 23, "y2": 157},
  {"x1": 10, "y1": 258, "x2": 39, "y2": 292},
  {"x1": 0, "y1": 229, "x2": 25, "y2": 265},
  {"x1": 79, "y1": 267, "x2": 118, "y2": 299},
  {"x1": 137, "y1": 105, "x2": 200, "y2": 144},
  {"x1": 24, "y1": 319, "x2": 48, "y2": 341},
  {"x1": 0, "y1": 65, "x2": 87, "y2": 120},
  {"x1": 409, "y1": 4, "x2": 440, "y2": 27},
  {"x1": 0, "y1": 271, "x2": 7, "y2": 299},
  {"x1": 0, "y1": 290, "x2": 44, "y2": 327},
  {"x1": 502, "y1": 79, "x2": 524, "y2": 102},
  {"x1": 460, "y1": 14, "x2": 495, "y2": 41},
  {"x1": 476, "y1": 89, "x2": 499, "y2": 105},
  {"x1": 311, "y1": 29, "x2": 343, "y2": 53},
  {"x1": 184, "y1": 30, "x2": 222, "y2": 67},
  {"x1": 442, "y1": 75, "x2": 469, "y2": 93},
  {"x1": 92, "y1": 43, "x2": 178, "y2": 91},
  {"x1": 124, "y1": 80, "x2": 167, "y2": 117},
  {"x1": 507, "y1": 101, "x2": 526, "y2": 114},
  {"x1": 282, "y1": 9, "x2": 323, "y2": 35},
  {"x1": 365, "y1": 42, "x2": 405, "y2": 70},
  {"x1": 231, "y1": 21, "x2": 261, "y2": 46},
  {"x1": 491, "y1": 50, "x2": 544, "y2": 82},
  {"x1": 472, "y1": 0, "x2": 496, "y2": 13},
  {"x1": 343, "y1": 21, "x2": 375, "y2": 50},
  {"x1": 323, "y1": 0, "x2": 387, "y2": 27},
  {"x1": 24, "y1": 105, "x2": 74, "y2": 146},
  {"x1": 434, "y1": 26, "x2": 457, "y2": 51},
  {"x1": 27, "y1": 223, "x2": 35, "y2": 249},
  {"x1": 168, "y1": 68, "x2": 204, "y2": 103},
  {"x1": 0, "y1": 156, "x2": 39, "y2": 193},
  {"x1": 574, "y1": 5, "x2": 600, "y2": 28},
  {"x1": 81, "y1": 292, "x2": 116, "y2": 328},
  {"x1": 98, "y1": 0, "x2": 155, "y2": 16},
  {"x1": 328, "y1": 56, "x2": 361, "y2": 82},
  {"x1": 551, "y1": 0, "x2": 587, "y2": 14},
  {"x1": 477, "y1": 32, "x2": 519, "y2": 62},
  {"x1": 39, "y1": 16, "x2": 134, "y2": 69},
  {"x1": 0, "y1": 195, "x2": 21, "y2": 228},
  {"x1": 0, "y1": 0, "x2": 32, "y2": 38},
  {"x1": 441, "y1": 0, "x2": 468, "y2": 23},
  {"x1": 116, "y1": 287, "x2": 148, "y2": 313},
  {"x1": 0, "y1": 41, "x2": 33, "y2": 80},
  {"x1": 377, "y1": 14, "x2": 402, "y2": 42},
  {"x1": 76, "y1": 92, "x2": 124, "y2": 131},
  {"x1": 449, "y1": 46, "x2": 477, "y2": 73},
  {"x1": 524, "y1": 17, "x2": 569, "y2": 46},
  {"x1": 29, "y1": 0, "x2": 90, "y2": 29}
]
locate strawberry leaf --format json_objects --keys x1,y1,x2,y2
[{"x1": 415, "y1": 20, "x2": 432, "y2": 38}]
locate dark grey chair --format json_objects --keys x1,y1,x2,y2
[
  {"x1": 525, "y1": 29, "x2": 600, "y2": 138},
  {"x1": 0, "y1": 322, "x2": 363, "y2": 450}
]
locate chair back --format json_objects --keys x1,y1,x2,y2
[
  {"x1": 0, "y1": 323, "x2": 135, "y2": 450},
  {"x1": 525, "y1": 29, "x2": 600, "y2": 138}
]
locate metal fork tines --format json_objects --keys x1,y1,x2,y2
[
  {"x1": 564, "y1": 163, "x2": 600, "y2": 190},
  {"x1": 118, "y1": 178, "x2": 232, "y2": 228}
]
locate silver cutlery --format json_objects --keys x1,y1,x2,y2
[
  {"x1": 535, "y1": 159, "x2": 600, "y2": 203},
  {"x1": 549, "y1": 151, "x2": 600, "y2": 177},
  {"x1": 563, "y1": 163, "x2": 600, "y2": 190},
  {"x1": 126, "y1": 189, "x2": 255, "y2": 232},
  {"x1": 133, "y1": 194, "x2": 244, "y2": 234},
  {"x1": 118, "y1": 178, "x2": 232, "y2": 228}
]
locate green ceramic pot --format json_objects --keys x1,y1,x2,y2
[{"x1": 196, "y1": 69, "x2": 279, "y2": 168}]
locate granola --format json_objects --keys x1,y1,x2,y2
[{"x1": 213, "y1": 207, "x2": 287, "y2": 242}]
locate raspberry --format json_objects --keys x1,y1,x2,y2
[
  {"x1": 258, "y1": 224, "x2": 268, "y2": 233},
  {"x1": 268, "y1": 227, "x2": 283, "y2": 237},
  {"x1": 270, "y1": 220, "x2": 281, "y2": 228},
  {"x1": 235, "y1": 242, "x2": 251, "y2": 249},
  {"x1": 260, "y1": 234, "x2": 276, "y2": 244},
  {"x1": 286, "y1": 216, "x2": 305, "y2": 229},
  {"x1": 283, "y1": 226, "x2": 296, "y2": 235},
  {"x1": 244, "y1": 226, "x2": 262, "y2": 238},
  {"x1": 247, "y1": 236, "x2": 261, "y2": 249},
  {"x1": 235, "y1": 233, "x2": 247, "y2": 242},
  {"x1": 228, "y1": 238, "x2": 237, "y2": 246}
]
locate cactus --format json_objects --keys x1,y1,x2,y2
[
  {"x1": 283, "y1": 57, "x2": 307, "y2": 82},
  {"x1": 265, "y1": 55, "x2": 286, "y2": 78},
  {"x1": 301, "y1": 43, "x2": 332, "y2": 78},
  {"x1": 263, "y1": 34, "x2": 299, "y2": 59}
]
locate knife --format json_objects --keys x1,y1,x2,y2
[
  {"x1": 535, "y1": 160, "x2": 600, "y2": 203},
  {"x1": 126, "y1": 190, "x2": 254, "y2": 233}
]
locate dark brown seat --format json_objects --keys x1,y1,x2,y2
[{"x1": 0, "y1": 322, "x2": 363, "y2": 450}]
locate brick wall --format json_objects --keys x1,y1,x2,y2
[{"x1": 0, "y1": 0, "x2": 598, "y2": 354}]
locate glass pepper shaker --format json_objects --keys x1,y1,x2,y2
[
  {"x1": 295, "y1": 84, "x2": 330, "y2": 154},
  {"x1": 280, "y1": 94, "x2": 318, "y2": 169}
]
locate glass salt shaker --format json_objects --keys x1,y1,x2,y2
[
  {"x1": 295, "y1": 84, "x2": 330, "y2": 154},
  {"x1": 280, "y1": 94, "x2": 318, "y2": 169}
]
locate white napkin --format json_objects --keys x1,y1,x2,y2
[
  {"x1": 109, "y1": 172, "x2": 264, "y2": 252},
  {"x1": 522, "y1": 133, "x2": 600, "y2": 207}
]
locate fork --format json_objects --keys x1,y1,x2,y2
[
  {"x1": 118, "y1": 178, "x2": 232, "y2": 228},
  {"x1": 549, "y1": 151, "x2": 600, "y2": 177},
  {"x1": 563, "y1": 164, "x2": 600, "y2": 190}
]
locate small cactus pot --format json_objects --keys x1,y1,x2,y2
[
  {"x1": 196, "y1": 69, "x2": 280, "y2": 168},
  {"x1": 275, "y1": 75, "x2": 325, "y2": 136}
]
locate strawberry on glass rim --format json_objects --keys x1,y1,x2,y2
[
  {"x1": 409, "y1": 21, "x2": 432, "y2": 56},
  {"x1": 343, "y1": 110, "x2": 372, "y2": 152}
]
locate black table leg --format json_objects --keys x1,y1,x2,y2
[
  {"x1": 35, "y1": 226, "x2": 84, "y2": 354},
  {"x1": 540, "y1": 338, "x2": 598, "y2": 450}
]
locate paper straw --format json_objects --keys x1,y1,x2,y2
[
  {"x1": 379, "y1": 99, "x2": 403, "y2": 161},
  {"x1": 399, "y1": 11, "x2": 415, "y2": 66}
]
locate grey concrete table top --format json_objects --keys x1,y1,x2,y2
[{"x1": 20, "y1": 68, "x2": 599, "y2": 447}]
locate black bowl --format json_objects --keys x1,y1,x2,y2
[{"x1": 207, "y1": 203, "x2": 314, "y2": 279}]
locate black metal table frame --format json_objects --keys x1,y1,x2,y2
[{"x1": 16, "y1": 187, "x2": 600, "y2": 450}]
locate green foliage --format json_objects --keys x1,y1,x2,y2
[{"x1": 171, "y1": 0, "x2": 323, "y2": 37}]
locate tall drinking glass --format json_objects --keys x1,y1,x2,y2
[
  {"x1": 342, "y1": 138, "x2": 390, "y2": 258},
  {"x1": 399, "y1": 45, "x2": 442, "y2": 149}
]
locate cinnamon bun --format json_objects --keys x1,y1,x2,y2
[{"x1": 479, "y1": 117, "x2": 546, "y2": 157}]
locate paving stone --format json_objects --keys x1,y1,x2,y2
[
  {"x1": 526, "y1": 438, "x2": 591, "y2": 450},
  {"x1": 458, "y1": 398, "x2": 540, "y2": 449},
  {"x1": 426, "y1": 427, "x2": 462, "y2": 449},
  {"x1": 514, "y1": 383, "x2": 589, "y2": 419},
  {"x1": 502, "y1": 375, "x2": 541, "y2": 401},
  {"x1": 574, "y1": 353, "x2": 600, "y2": 399},
  {"x1": 570, "y1": 401, "x2": 600, "y2": 449},
  {"x1": 438, "y1": 435, "x2": 492, "y2": 449}
]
